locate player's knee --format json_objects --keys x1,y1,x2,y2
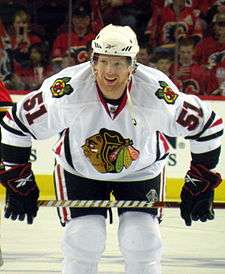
[
  {"x1": 118, "y1": 211, "x2": 162, "y2": 263},
  {"x1": 62, "y1": 215, "x2": 106, "y2": 263}
]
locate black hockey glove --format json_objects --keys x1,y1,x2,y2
[
  {"x1": 0, "y1": 163, "x2": 39, "y2": 224},
  {"x1": 180, "y1": 164, "x2": 222, "y2": 226}
]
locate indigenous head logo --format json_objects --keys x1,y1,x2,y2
[
  {"x1": 50, "y1": 77, "x2": 73, "y2": 98},
  {"x1": 155, "y1": 81, "x2": 178, "y2": 104},
  {"x1": 82, "y1": 128, "x2": 139, "y2": 173}
]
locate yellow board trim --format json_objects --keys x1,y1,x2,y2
[{"x1": 0, "y1": 176, "x2": 225, "y2": 202}]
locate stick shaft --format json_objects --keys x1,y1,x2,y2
[{"x1": 37, "y1": 200, "x2": 225, "y2": 209}]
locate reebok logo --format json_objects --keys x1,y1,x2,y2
[{"x1": 16, "y1": 174, "x2": 32, "y2": 188}]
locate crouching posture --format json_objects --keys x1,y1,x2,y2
[{"x1": 0, "y1": 24, "x2": 223, "y2": 274}]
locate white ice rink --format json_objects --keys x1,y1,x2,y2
[{"x1": 1, "y1": 207, "x2": 225, "y2": 274}]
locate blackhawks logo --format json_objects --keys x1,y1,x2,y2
[
  {"x1": 82, "y1": 128, "x2": 139, "y2": 174},
  {"x1": 155, "y1": 81, "x2": 178, "y2": 104},
  {"x1": 50, "y1": 77, "x2": 73, "y2": 98}
]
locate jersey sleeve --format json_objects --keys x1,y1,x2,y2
[
  {"x1": 1, "y1": 69, "x2": 76, "y2": 148},
  {"x1": 150, "y1": 70, "x2": 224, "y2": 157}
]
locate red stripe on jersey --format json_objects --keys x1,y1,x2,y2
[
  {"x1": 56, "y1": 164, "x2": 68, "y2": 222},
  {"x1": 159, "y1": 168, "x2": 166, "y2": 219},
  {"x1": 210, "y1": 118, "x2": 223, "y2": 128},
  {"x1": 54, "y1": 141, "x2": 63, "y2": 156},
  {"x1": 6, "y1": 112, "x2": 13, "y2": 120},
  {"x1": 159, "y1": 133, "x2": 169, "y2": 153}
]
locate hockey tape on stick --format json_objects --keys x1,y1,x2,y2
[{"x1": 37, "y1": 200, "x2": 225, "y2": 209}]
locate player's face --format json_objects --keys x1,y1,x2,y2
[{"x1": 94, "y1": 55, "x2": 132, "y2": 99}]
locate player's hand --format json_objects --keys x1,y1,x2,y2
[
  {"x1": 180, "y1": 164, "x2": 222, "y2": 226},
  {"x1": 0, "y1": 163, "x2": 39, "y2": 224}
]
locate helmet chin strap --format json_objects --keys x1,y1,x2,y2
[{"x1": 126, "y1": 72, "x2": 137, "y2": 126}]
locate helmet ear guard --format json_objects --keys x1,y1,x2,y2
[{"x1": 91, "y1": 24, "x2": 139, "y2": 67}]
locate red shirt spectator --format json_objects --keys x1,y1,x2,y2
[
  {"x1": 207, "y1": 59, "x2": 225, "y2": 95},
  {"x1": 0, "y1": 80, "x2": 13, "y2": 162},
  {"x1": 15, "y1": 42, "x2": 54, "y2": 90},
  {"x1": 52, "y1": 4, "x2": 96, "y2": 65},
  {"x1": 10, "y1": 9, "x2": 42, "y2": 68},
  {"x1": 194, "y1": 11, "x2": 225, "y2": 68},
  {"x1": 0, "y1": 18, "x2": 12, "y2": 77},
  {"x1": 172, "y1": 63, "x2": 210, "y2": 95},
  {"x1": 145, "y1": 0, "x2": 203, "y2": 47},
  {"x1": 171, "y1": 37, "x2": 210, "y2": 95}
]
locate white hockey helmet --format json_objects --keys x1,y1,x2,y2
[{"x1": 91, "y1": 24, "x2": 139, "y2": 64}]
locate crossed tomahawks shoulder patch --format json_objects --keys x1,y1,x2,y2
[
  {"x1": 50, "y1": 77, "x2": 73, "y2": 98},
  {"x1": 155, "y1": 81, "x2": 178, "y2": 104}
]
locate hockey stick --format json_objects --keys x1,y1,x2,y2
[{"x1": 37, "y1": 200, "x2": 225, "y2": 209}]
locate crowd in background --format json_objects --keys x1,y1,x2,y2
[{"x1": 0, "y1": 0, "x2": 225, "y2": 96}]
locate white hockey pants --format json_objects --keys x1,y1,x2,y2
[
  {"x1": 62, "y1": 215, "x2": 106, "y2": 274},
  {"x1": 118, "y1": 211, "x2": 162, "y2": 274}
]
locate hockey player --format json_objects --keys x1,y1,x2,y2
[
  {"x1": 0, "y1": 80, "x2": 13, "y2": 162},
  {"x1": 0, "y1": 24, "x2": 223, "y2": 274},
  {"x1": 0, "y1": 80, "x2": 13, "y2": 266}
]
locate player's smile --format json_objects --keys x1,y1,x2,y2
[{"x1": 104, "y1": 76, "x2": 117, "y2": 85}]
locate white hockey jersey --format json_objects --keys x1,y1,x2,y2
[{"x1": 1, "y1": 62, "x2": 223, "y2": 181}]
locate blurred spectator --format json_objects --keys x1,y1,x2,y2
[
  {"x1": 9, "y1": 9, "x2": 42, "y2": 68},
  {"x1": 145, "y1": 0, "x2": 203, "y2": 48},
  {"x1": 0, "y1": 18, "x2": 12, "y2": 80},
  {"x1": 204, "y1": 0, "x2": 225, "y2": 25},
  {"x1": 208, "y1": 59, "x2": 225, "y2": 95},
  {"x1": 75, "y1": 1, "x2": 104, "y2": 33},
  {"x1": 98, "y1": 0, "x2": 150, "y2": 33},
  {"x1": 36, "y1": 0, "x2": 67, "y2": 49},
  {"x1": 136, "y1": 42, "x2": 151, "y2": 66},
  {"x1": 3, "y1": 72, "x2": 25, "y2": 91},
  {"x1": 0, "y1": 80, "x2": 13, "y2": 163},
  {"x1": 51, "y1": 3, "x2": 96, "y2": 70},
  {"x1": 0, "y1": 80, "x2": 13, "y2": 118},
  {"x1": 15, "y1": 42, "x2": 53, "y2": 90},
  {"x1": 194, "y1": 10, "x2": 225, "y2": 68},
  {"x1": 191, "y1": 0, "x2": 216, "y2": 16},
  {"x1": 0, "y1": 0, "x2": 27, "y2": 29},
  {"x1": 61, "y1": 41, "x2": 92, "y2": 70},
  {"x1": 171, "y1": 37, "x2": 210, "y2": 95},
  {"x1": 100, "y1": 0, "x2": 137, "y2": 28},
  {"x1": 151, "y1": 49, "x2": 174, "y2": 78}
]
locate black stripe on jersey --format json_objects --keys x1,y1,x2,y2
[
  {"x1": 0, "y1": 119, "x2": 27, "y2": 136},
  {"x1": 12, "y1": 104, "x2": 37, "y2": 139},
  {"x1": 185, "y1": 111, "x2": 216, "y2": 140},
  {"x1": 1, "y1": 143, "x2": 31, "y2": 163},
  {"x1": 158, "y1": 152, "x2": 169, "y2": 161},
  {"x1": 155, "y1": 131, "x2": 160, "y2": 161},
  {"x1": 0, "y1": 102, "x2": 15, "y2": 107},
  {"x1": 0, "y1": 112, "x2": 6, "y2": 120},
  {"x1": 196, "y1": 129, "x2": 224, "y2": 142},
  {"x1": 191, "y1": 146, "x2": 221, "y2": 169},
  {"x1": 64, "y1": 128, "x2": 74, "y2": 168}
]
